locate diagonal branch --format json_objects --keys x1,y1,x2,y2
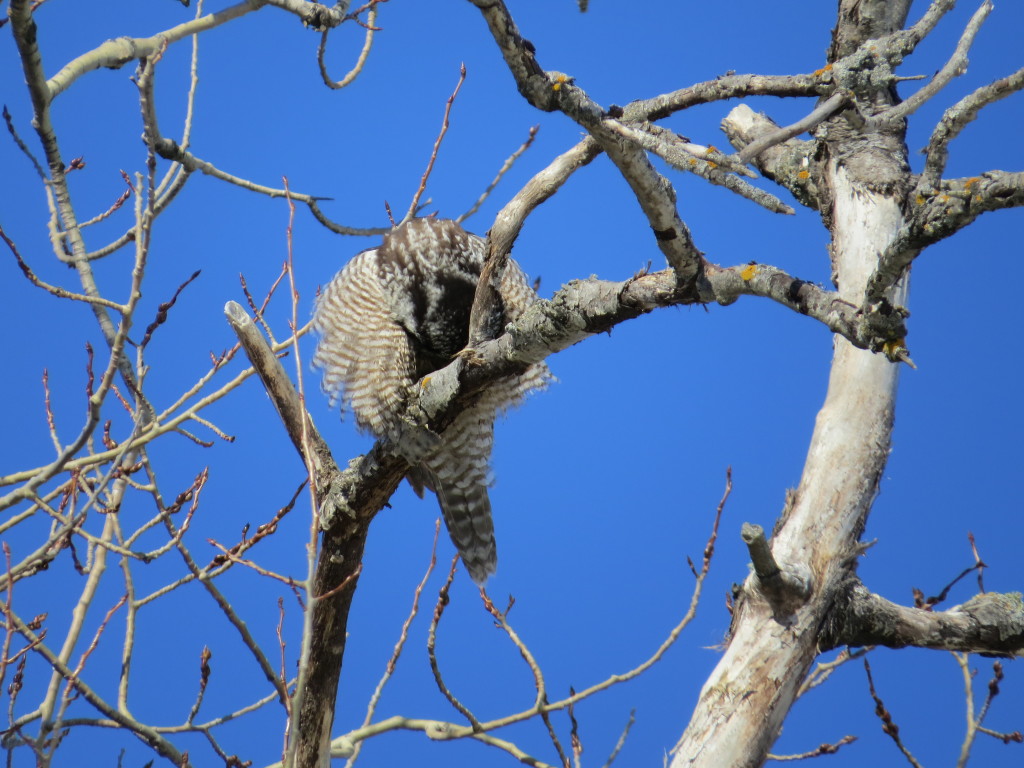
[
  {"x1": 865, "y1": 170, "x2": 1024, "y2": 304},
  {"x1": 604, "y1": 121, "x2": 794, "y2": 214},
  {"x1": 224, "y1": 301, "x2": 393, "y2": 768},
  {"x1": 6, "y1": 609, "x2": 188, "y2": 766},
  {"x1": 485, "y1": 136, "x2": 601, "y2": 262},
  {"x1": 47, "y1": 0, "x2": 271, "y2": 102},
  {"x1": 403, "y1": 64, "x2": 468, "y2": 225},
  {"x1": 150, "y1": 138, "x2": 388, "y2": 236},
  {"x1": 466, "y1": 0, "x2": 705, "y2": 293},
  {"x1": 868, "y1": 0, "x2": 993, "y2": 129},
  {"x1": 917, "y1": 67, "x2": 1024, "y2": 193},
  {"x1": 737, "y1": 92, "x2": 847, "y2": 163},
  {"x1": 45, "y1": 0, "x2": 351, "y2": 102},
  {"x1": 9, "y1": 0, "x2": 148, "y2": 408},
  {"x1": 720, "y1": 105, "x2": 822, "y2": 211}
]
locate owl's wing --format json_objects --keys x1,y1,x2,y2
[
  {"x1": 312, "y1": 248, "x2": 415, "y2": 438},
  {"x1": 495, "y1": 257, "x2": 552, "y2": 411}
]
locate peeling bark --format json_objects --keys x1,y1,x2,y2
[{"x1": 670, "y1": 3, "x2": 916, "y2": 765}]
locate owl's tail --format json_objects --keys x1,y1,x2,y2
[
  {"x1": 414, "y1": 404, "x2": 499, "y2": 585},
  {"x1": 433, "y1": 478, "x2": 497, "y2": 586}
]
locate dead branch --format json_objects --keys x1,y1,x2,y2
[{"x1": 822, "y1": 583, "x2": 1024, "y2": 655}]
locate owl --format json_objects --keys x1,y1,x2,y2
[{"x1": 312, "y1": 218, "x2": 548, "y2": 584}]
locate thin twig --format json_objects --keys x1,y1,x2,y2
[
  {"x1": 967, "y1": 532, "x2": 986, "y2": 594},
  {"x1": 78, "y1": 178, "x2": 133, "y2": 229},
  {"x1": 337, "y1": 467, "x2": 732, "y2": 755},
  {"x1": 567, "y1": 689, "x2": 581, "y2": 768},
  {"x1": 3, "y1": 105, "x2": 47, "y2": 180},
  {"x1": 403, "y1": 64, "x2": 467, "y2": 224},
  {"x1": 426, "y1": 555, "x2": 483, "y2": 729},
  {"x1": 345, "y1": 519, "x2": 441, "y2": 768},
  {"x1": 0, "y1": 543, "x2": 17, "y2": 694},
  {"x1": 977, "y1": 725, "x2": 1024, "y2": 744},
  {"x1": 205, "y1": 540, "x2": 303, "y2": 591},
  {"x1": 318, "y1": 2, "x2": 380, "y2": 89},
  {"x1": 864, "y1": 658, "x2": 924, "y2": 768},
  {"x1": 914, "y1": 554, "x2": 987, "y2": 609},
  {"x1": 186, "y1": 646, "x2": 213, "y2": 725},
  {"x1": 42, "y1": 370, "x2": 61, "y2": 455},
  {"x1": 955, "y1": 652, "x2": 978, "y2": 768},
  {"x1": 766, "y1": 734, "x2": 857, "y2": 761},
  {"x1": 457, "y1": 124, "x2": 540, "y2": 223},
  {"x1": 154, "y1": 0, "x2": 203, "y2": 203},
  {"x1": 600, "y1": 710, "x2": 635, "y2": 768},
  {"x1": 0, "y1": 225, "x2": 125, "y2": 311},
  {"x1": 281, "y1": 172, "x2": 326, "y2": 768},
  {"x1": 974, "y1": 661, "x2": 1004, "y2": 740},
  {"x1": 797, "y1": 647, "x2": 869, "y2": 698},
  {"x1": 311, "y1": 564, "x2": 364, "y2": 603},
  {"x1": 482, "y1": 592, "x2": 548, "y2": 711},
  {"x1": 140, "y1": 270, "x2": 202, "y2": 350}
]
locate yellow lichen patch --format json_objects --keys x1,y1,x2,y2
[
  {"x1": 420, "y1": 375, "x2": 432, "y2": 388},
  {"x1": 964, "y1": 177, "x2": 980, "y2": 189},
  {"x1": 797, "y1": 170, "x2": 810, "y2": 179},
  {"x1": 813, "y1": 63, "x2": 833, "y2": 76},
  {"x1": 740, "y1": 263, "x2": 758, "y2": 281},
  {"x1": 915, "y1": 194, "x2": 926, "y2": 205},
  {"x1": 552, "y1": 73, "x2": 572, "y2": 92},
  {"x1": 882, "y1": 338, "x2": 911, "y2": 363}
]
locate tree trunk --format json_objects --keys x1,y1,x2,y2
[{"x1": 670, "y1": 3, "x2": 913, "y2": 764}]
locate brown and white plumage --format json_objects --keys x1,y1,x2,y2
[{"x1": 312, "y1": 218, "x2": 547, "y2": 584}]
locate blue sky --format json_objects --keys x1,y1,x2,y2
[{"x1": 2, "y1": 1, "x2": 1023, "y2": 766}]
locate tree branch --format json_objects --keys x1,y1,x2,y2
[
  {"x1": 823, "y1": 583, "x2": 1024, "y2": 656},
  {"x1": 720, "y1": 105, "x2": 822, "y2": 210},
  {"x1": 224, "y1": 301, "x2": 386, "y2": 768},
  {"x1": 151, "y1": 140, "x2": 386, "y2": 236},
  {"x1": 46, "y1": 0, "x2": 269, "y2": 102},
  {"x1": 738, "y1": 93, "x2": 848, "y2": 164},
  {"x1": 621, "y1": 73, "x2": 823, "y2": 123},
  {"x1": 466, "y1": 0, "x2": 705, "y2": 293},
  {"x1": 867, "y1": 0, "x2": 993, "y2": 129},
  {"x1": 865, "y1": 170, "x2": 1024, "y2": 304},
  {"x1": 603, "y1": 120, "x2": 794, "y2": 215},
  {"x1": 918, "y1": 66, "x2": 1024, "y2": 193}
]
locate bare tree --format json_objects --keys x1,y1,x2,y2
[{"x1": 2, "y1": 1, "x2": 1023, "y2": 768}]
